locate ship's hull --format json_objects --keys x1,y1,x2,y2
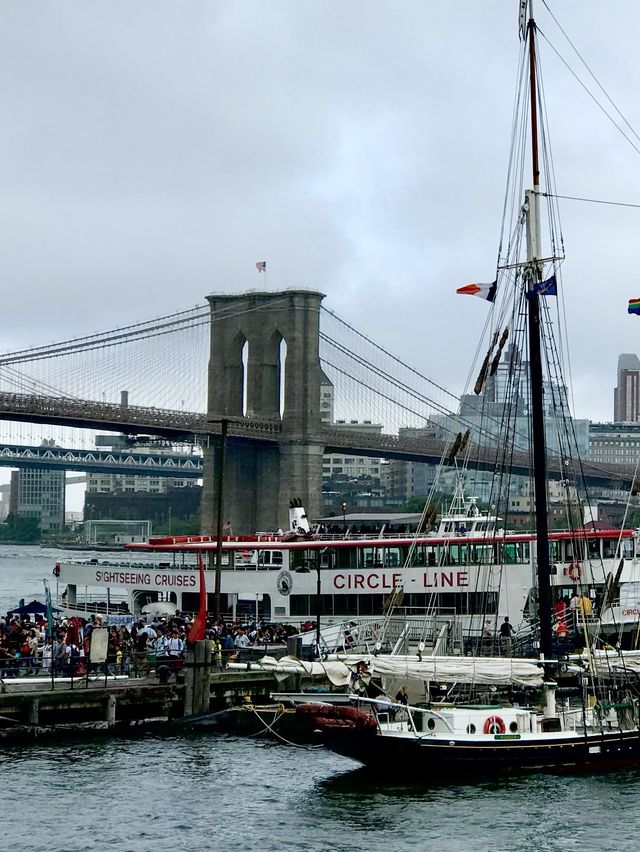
[{"x1": 321, "y1": 727, "x2": 640, "y2": 775}]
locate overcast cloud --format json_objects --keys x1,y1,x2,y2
[{"x1": 1, "y1": 1, "x2": 640, "y2": 425}]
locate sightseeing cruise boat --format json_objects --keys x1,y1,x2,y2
[{"x1": 53, "y1": 495, "x2": 640, "y2": 645}]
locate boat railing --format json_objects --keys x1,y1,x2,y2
[
  {"x1": 57, "y1": 593, "x2": 130, "y2": 615},
  {"x1": 354, "y1": 696, "x2": 456, "y2": 735},
  {"x1": 381, "y1": 609, "x2": 462, "y2": 655}
]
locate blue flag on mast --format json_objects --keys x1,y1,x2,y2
[{"x1": 527, "y1": 274, "x2": 557, "y2": 298}]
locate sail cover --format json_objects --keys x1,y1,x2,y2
[
  {"x1": 238, "y1": 653, "x2": 546, "y2": 687},
  {"x1": 246, "y1": 655, "x2": 352, "y2": 686},
  {"x1": 331, "y1": 654, "x2": 546, "y2": 687}
]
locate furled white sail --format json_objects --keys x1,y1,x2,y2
[
  {"x1": 330, "y1": 654, "x2": 546, "y2": 687},
  {"x1": 228, "y1": 655, "x2": 353, "y2": 686}
]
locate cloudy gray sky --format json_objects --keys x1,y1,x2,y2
[{"x1": 1, "y1": 0, "x2": 640, "y2": 428}]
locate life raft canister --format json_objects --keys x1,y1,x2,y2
[
  {"x1": 484, "y1": 715, "x2": 506, "y2": 735},
  {"x1": 568, "y1": 562, "x2": 582, "y2": 582}
]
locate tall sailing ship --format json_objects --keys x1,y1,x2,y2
[{"x1": 297, "y1": 2, "x2": 640, "y2": 772}]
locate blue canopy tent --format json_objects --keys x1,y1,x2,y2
[{"x1": 7, "y1": 599, "x2": 61, "y2": 617}]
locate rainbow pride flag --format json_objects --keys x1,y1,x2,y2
[{"x1": 629, "y1": 299, "x2": 640, "y2": 315}]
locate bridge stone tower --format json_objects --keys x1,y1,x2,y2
[{"x1": 201, "y1": 289, "x2": 326, "y2": 535}]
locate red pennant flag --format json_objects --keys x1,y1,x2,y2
[{"x1": 187, "y1": 552, "x2": 207, "y2": 643}]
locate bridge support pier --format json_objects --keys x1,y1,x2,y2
[{"x1": 202, "y1": 289, "x2": 325, "y2": 535}]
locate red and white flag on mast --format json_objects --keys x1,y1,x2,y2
[
  {"x1": 256, "y1": 261, "x2": 266, "y2": 273},
  {"x1": 456, "y1": 281, "x2": 497, "y2": 302}
]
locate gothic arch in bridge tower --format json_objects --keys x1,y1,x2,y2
[{"x1": 215, "y1": 329, "x2": 247, "y2": 417}]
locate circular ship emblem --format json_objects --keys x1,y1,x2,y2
[{"x1": 276, "y1": 570, "x2": 293, "y2": 596}]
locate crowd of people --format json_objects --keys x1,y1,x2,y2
[{"x1": 0, "y1": 610, "x2": 309, "y2": 679}]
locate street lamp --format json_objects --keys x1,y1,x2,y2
[
  {"x1": 207, "y1": 418, "x2": 228, "y2": 618},
  {"x1": 315, "y1": 547, "x2": 327, "y2": 659},
  {"x1": 341, "y1": 501, "x2": 347, "y2": 533}
]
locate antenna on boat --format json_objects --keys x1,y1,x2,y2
[{"x1": 523, "y1": 2, "x2": 554, "y2": 671}]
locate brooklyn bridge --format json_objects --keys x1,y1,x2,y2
[{"x1": 0, "y1": 289, "x2": 632, "y2": 533}]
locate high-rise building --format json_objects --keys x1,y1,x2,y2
[
  {"x1": 9, "y1": 465, "x2": 65, "y2": 532},
  {"x1": 614, "y1": 354, "x2": 640, "y2": 423},
  {"x1": 319, "y1": 372, "x2": 335, "y2": 424}
]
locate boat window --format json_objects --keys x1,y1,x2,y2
[
  {"x1": 502, "y1": 544, "x2": 521, "y2": 564},
  {"x1": 401, "y1": 592, "x2": 498, "y2": 615},
  {"x1": 410, "y1": 545, "x2": 427, "y2": 567},
  {"x1": 603, "y1": 539, "x2": 617, "y2": 559},
  {"x1": 470, "y1": 545, "x2": 493, "y2": 564},
  {"x1": 588, "y1": 539, "x2": 601, "y2": 559},
  {"x1": 385, "y1": 548, "x2": 400, "y2": 567},
  {"x1": 289, "y1": 551, "x2": 307, "y2": 572},
  {"x1": 362, "y1": 548, "x2": 384, "y2": 568},
  {"x1": 272, "y1": 551, "x2": 283, "y2": 566},
  {"x1": 467, "y1": 724, "x2": 476, "y2": 734},
  {"x1": 234, "y1": 550, "x2": 256, "y2": 570},
  {"x1": 336, "y1": 549, "x2": 357, "y2": 570},
  {"x1": 623, "y1": 539, "x2": 633, "y2": 559}
]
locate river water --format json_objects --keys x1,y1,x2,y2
[{"x1": 2, "y1": 546, "x2": 640, "y2": 851}]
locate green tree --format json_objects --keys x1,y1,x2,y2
[{"x1": 0, "y1": 513, "x2": 41, "y2": 542}]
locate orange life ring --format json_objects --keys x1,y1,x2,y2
[
  {"x1": 568, "y1": 562, "x2": 582, "y2": 582},
  {"x1": 484, "y1": 715, "x2": 506, "y2": 735}
]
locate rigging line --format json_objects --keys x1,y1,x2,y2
[
  {"x1": 0, "y1": 297, "x2": 291, "y2": 364},
  {"x1": 498, "y1": 39, "x2": 529, "y2": 264},
  {"x1": 0, "y1": 365, "x2": 79, "y2": 400},
  {"x1": 537, "y1": 28, "x2": 640, "y2": 158},
  {"x1": 0, "y1": 305, "x2": 208, "y2": 360},
  {"x1": 320, "y1": 337, "x2": 532, "y2": 451},
  {"x1": 319, "y1": 334, "x2": 459, "y2": 418},
  {"x1": 321, "y1": 354, "x2": 569, "y2": 476},
  {"x1": 319, "y1": 307, "x2": 461, "y2": 403},
  {"x1": 0, "y1": 315, "x2": 209, "y2": 365},
  {"x1": 541, "y1": 0, "x2": 640, "y2": 148},
  {"x1": 320, "y1": 358, "x2": 459, "y2": 432},
  {"x1": 0, "y1": 319, "x2": 211, "y2": 366},
  {"x1": 542, "y1": 192, "x2": 640, "y2": 209}
]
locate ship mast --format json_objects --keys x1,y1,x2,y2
[{"x1": 524, "y1": 4, "x2": 554, "y2": 665}]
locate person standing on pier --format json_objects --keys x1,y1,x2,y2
[{"x1": 167, "y1": 629, "x2": 184, "y2": 670}]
